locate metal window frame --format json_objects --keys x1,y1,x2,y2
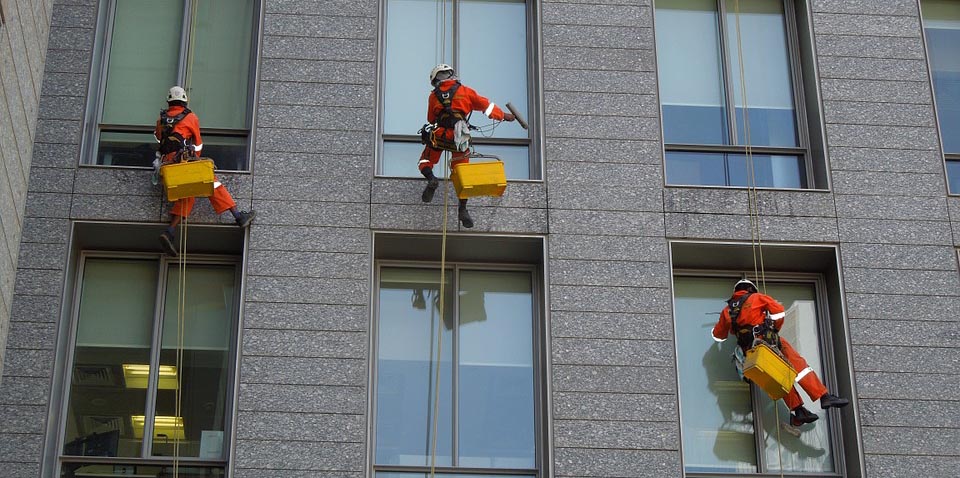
[
  {"x1": 374, "y1": 0, "x2": 542, "y2": 181},
  {"x1": 79, "y1": 0, "x2": 262, "y2": 172},
  {"x1": 54, "y1": 251, "x2": 242, "y2": 476},
  {"x1": 670, "y1": 269, "x2": 847, "y2": 478},
  {"x1": 917, "y1": 0, "x2": 960, "y2": 195},
  {"x1": 369, "y1": 260, "x2": 543, "y2": 477},
  {"x1": 657, "y1": 0, "x2": 814, "y2": 189}
]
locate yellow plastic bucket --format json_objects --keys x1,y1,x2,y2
[
  {"x1": 160, "y1": 159, "x2": 215, "y2": 202},
  {"x1": 451, "y1": 161, "x2": 507, "y2": 199},
  {"x1": 743, "y1": 342, "x2": 797, "y2": 400}
]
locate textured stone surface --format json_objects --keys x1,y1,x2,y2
[
  {"x1": 554, "y1": 420, "x2": 678, "y2": 450},
  {"x1": 551, "y1": 311, "x2": 672, "y2": 340},
  {"x1": 850, "y1": 319, "x2": 959, "y2": 347},
  {"x1": 553, "y1": 364, "x2": 676, "y2": 394},
  {"x1": 853, "y1": 345, "x2": 960, "y2": 374},
  {"x1": 235, "y1": 440, "x2": 364, "y2": 471},
  {"x1": 238, "y1": 383, "x2": 365, "y2": 414},
  {"x1": 236, "y1": 411, "x2": 364, "y2": 442},
  {"x1": 553, "y1": 337, "x2": 674, "y2": 367},
  {"x1": 865, "y1": 455, "x2": 960, "y2": 478},
  {"x1": 554, "y1": 448, "x2": 682, "y2": 477}
]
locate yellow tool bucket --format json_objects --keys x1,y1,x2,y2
[
  {"x1": 743, "y1": 342, "x2": 797, "y2": 400},
  {"x1": 451, "y1": 161, "x2": 507, "y2": 199},
  {"x1": 160, "y1": 159, "x2": 215, "y2": 202}
]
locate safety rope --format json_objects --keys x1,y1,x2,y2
[
  {"x1": 732, "y1": 2, "x2": 784, "y2": 475},
  {"x1": 184, "y1": 0, "x2": 200, "y2": 94},
  {"x1": 173, "y1": 213, "x2": 188, "y2": 478},
  {"x1": 428, "y1": 2, "x2": 449, "y2": 477}
]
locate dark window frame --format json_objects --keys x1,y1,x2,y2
[
  {"x1": 55, "y1": 251, "x2": 242, "y2": 477},
  {"x1": 370, "y1": 259, "x2": 545, "y2": 478},
  {"x1": 918, "y1": 0, "x2": 960, "y2": 194},
  {"x1": 655, "y1": 0, "x2": 828, "y2": 189},
  {"x1": 376, "y1": 0, "x2": 542, "y2": 180},
  {"x1": 79, "y1": 0, "x2": 262, "y2": 172}
]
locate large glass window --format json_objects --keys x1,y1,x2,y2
[
  {"x1": 60, "y1": 255, "x2": 239, "y2": 477},
  {"x1": 374, "y1": 265, "x2": 538, "y2": 477},
  {"x1": 920, "y1": 0, "x2": 960, "y2": 192},
  {"x1": 655, "y1": 0, "x2": 811, "y2": 188},
  {"x1": 84, "y1": 0, "x2": 258, "y2": 170},
  {"x1": 379, "y1": 0, "x2": 535, "y2": 179},
  {"x1": 673, "y1": 275, "x2": 841, "y2": 475}
]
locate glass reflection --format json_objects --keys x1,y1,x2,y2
[
  {"x1": 376, "y1": 268, "x2": 455, "y2": 466},
  {"x1": 726, "y1": 0, "x2": 799, "y2": 147},
  {"x1": 61, "y1": 463, "x2": 224, "y2": 478},
  {"x1": 666, "y1": 151, "x2": 804, "y2": 188},
  {"x1": 458, "y1": 270, "x2": 535, "y2": 468},
  {"x1": 382, "y1": 142, "x2": 529, "y2": 180},
  {"x1": 673, "y1": 276, "x2": 835, "y2": 474},
  {"x1": 656, "y1": 0, "x2": 729, "y2": 145},
  {"x1": 922, "y1": 0, "x2": 960, "y2": 153}
]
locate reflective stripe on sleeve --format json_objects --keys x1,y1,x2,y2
[
  {"x1": 795, "y1": 367, "x2": 813, "y2": 382},
  {"x1": 770, "y1": 312, "x2": 785, "y2": 320},
  {"x1": 711, "y1": 332, "x2": 726, "y2": 343},
  {"x1": 484, "y1": 103, "x2": 495, "y2": 117},
  {"x1": 418, "y1": 159, "x2": 431, "y2": 166},
  {"x1": 213, "y1": 181, "x2": 222, "y2": 188},
  {"x1": 194, "y1": 144, "x2": 203, "y2": 152}
]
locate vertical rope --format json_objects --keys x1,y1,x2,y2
[
  {"x1": 733, "y1": 2, "x2": 783, "y2": 475},
  {"x1": 428, "y1": 2, "x2": 449, "y2": 478},
  {"x1": 174, "y1": 214, "x2": 188, "y2": 478}
]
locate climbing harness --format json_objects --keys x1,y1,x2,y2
[{"x1": 157, "y1": 108, "x2": 194, "y2": 156}]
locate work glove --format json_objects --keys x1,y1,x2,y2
[{"x1": 502, "y1": 113, "x2": 516, "y2": 122}]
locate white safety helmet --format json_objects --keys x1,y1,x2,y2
[
  {"x1": 734, "y1": 279, "x2": 758, "y2": 292},
  {"x1": 429, "y1": 64, "x2": 456, "y2": 86},
  {"x1": 167, "y1": 86, "x2": 188, "y2": 103}
]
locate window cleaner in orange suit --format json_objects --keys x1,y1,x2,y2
[
  {"x1": 155, "y1": 86, "x2": 255, "y2": 256},
  {"x1": 712, "y1": 279, "x2": 849, "y2": 426},
  {"x1": 418, "y1": 64, "x2": 516, "y2": 228}
]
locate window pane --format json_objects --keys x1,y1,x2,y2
[
  {"x1": 101, "y1": 0, "x2": 182, "y2": 126},
  {"x1": 201, "y1": 135, "x2": 248, "y2": 171},
  {"x1": 458, "y1": 270, "x2": 535, "y2": 469},
  {"x1": 726, "y1": 153, "x2": 806, "y2": 188},
  {"x1": 674, "y1": 277, "x2": 756, "y2": 473},
  {"x1": 64, "y1": 259, "x2": 159, "y2": 458},
  {"x1": 377, "y1": 474, "x2": 533, "y2": 478},
  {"x1": 376, "y1": 268, "x2": 455, "y2": 466},
  {"x1": 383, "y1": 142, "x2": 530, "y2": 180},
  {"x1": 726, "y1": 0, "x2": 799, "y2": 147},
  {"x1": 154, "y1": 265, "x2": 236, "y2": 459},
  {"x1": 666, "y1": 151, "x2": 804, "y2": 188},
  {"x1": 757, "y1": 283, "x2": 835, "y2": 473},
  {"x1": 383, "y1": 0, "x2": 453, "y2": 135},
  {"x1": 922, "y1": 0, "x2": 960, "y2": 153},
  {"x1": 460, "y1": 0, "x2": 529, "y2": 140},
  {"x1": 188, "y1": 0, "x2": 254, "y2": 130},
  {"x1": 98, "y1": 131, "x2": 157, "y2": 167},
  {"x1": 656, "y1": 0, "x2": 729, "y2": 144},
  {"x1": 61, "y1": 463, "x2": 225, "y2": 478},
  {"x1": 947, "y1": 159, "x2": 960, "y2": 193},
  {"x1": 665, "y1": 151, "x2": 728, "y2": 186}
]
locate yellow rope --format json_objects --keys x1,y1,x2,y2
[
  {"x1": 173, "y1": 213, "x2": 188, "y2": 478},
  {"x1": 184, "y1": 0, "x2": 200, "y2": 93},
  {"x1": 733, "y1": 2, "x2": 783, "y2": 475}
]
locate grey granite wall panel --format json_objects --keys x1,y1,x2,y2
[
  {"x1": 817, "y1": 56, "x2": 929, "y2": 81},
  {"x1": 812, "y1": 0, "x2": 918, "y2": 16},
  {"x1": 823, "y1": 100, "x2": 936, "y2": 127},
  {"x1": 236, "y1": 410, "x2": 364, "y2": 442},
  {"x1": 553, "y1": 391, "x2": 678, "y2": 422},
  {"x1": 553, "y1": 337, "x2": 673, "y2": 367},
  {"x1": 0, "y1": 404, "x2": 46, "y2": 433},
  {"x1": 862, "y1": 427, "x2": 960, "y2": 456},
  {"x1": 846, "y1": 292, "x2": 960, "y2": 321},
  {"x1": 544, "y1": 46, "x2": 655, "y2": 72},
  {"x1": 554, "y1": 420, "x2": 678, "y2": 450},
  {"x1": 859, "y1": 399, "x2": 958, "y2": 428},
  {"x1": 815, "y1": 33, "x2": 924, "y2": 59},
  {"x1": 852, "y1": 345, "x2": 958, "y2": 374},
  {"x1": 849, "y1": 319, "x2": 958, "y2": 348},
  {"x1": 840, "y1": 243, "x2": 957, "y2": 270},
  {"x1": 551, "y1": 311, "x2": 672, "y2": 340},
  {"x1": 554, "y1": 448, "x2": 681, "y2": 477},
  {"x1": 865, "y1": 453, "x2": 960, "y2": 478},
  {"x1": 234, "y1": 440, "x2": 363, "y2": 471},
  {"x1": 238, "y1": 383, "x2": 365, "y2": 415},
  {"x1": 266, "y1": 0, "x2": 377, "y2": 17},
  {"x1": 553, "y1": 364, "x2": 675, "y2": 394}
]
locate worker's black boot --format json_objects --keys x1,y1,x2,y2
[
  {"x1": 235, "y1": 210, "x2": 256, "y2": 228},
  {"x1": 421, "y1": 168, "x2": 439, "y2": 203},
  {"x1": 159, "y1": 231, "x2": 178, "y2": 257},
  {"x1": 790, "y1": 406, "x2": 819, "y2": 426},
  {"x1": 819, "y1": 393, "x2": 849, "y2": 409},
  {"x1": 458, "y1": 200, "x2": 474, "y2": 228}
]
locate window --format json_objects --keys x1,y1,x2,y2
[
  {"x1": 655, "y1": 0, "x2": 817, "y2": 188},
  {"x1": 373, "y1": 265, "x2": 539, "y2": 477},
  {"x1": 59, "y1": 254, "x2": 239, "y2": 477},
  {"x1": 83, "y1": 0, "x2": 258, "y2": 170},
  {"x1": 920, "y1": 0, "x2": 960, "y2": 193},
  {"x1": 379, "y1": 0, "x2": 536, "y2": 180},
  {"x1": 673, "y1": 274, "x2": 844, "y2": 475}
]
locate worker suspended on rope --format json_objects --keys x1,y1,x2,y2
[
  {"x1": 155, "y1": 86, "x2": 256, "y2": 256},
  {"x1": 712, "y1": 279, "x2": 849, "y2": 427},
  {"x1": 417, "y1": 64, "x2": 516, "y2": 228}
]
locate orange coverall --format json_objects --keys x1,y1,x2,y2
[
  {"x1": 712, "y1": 290, "x2": 828, "y2": 410},
  {"x1": 418, "y1": 79, "x2": 507, "y2": 173},
  {"x1": 155, "y1": 106, "x2": 236, "y2": 218}
]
